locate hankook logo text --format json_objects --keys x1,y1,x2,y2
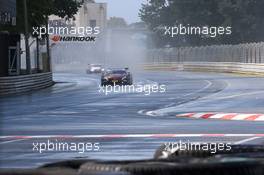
[{"x1": 51, "y1": 35, "x2": 96, "y2": 42}]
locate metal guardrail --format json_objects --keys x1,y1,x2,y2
[
  {"x1": 0, "y1": 72, "x2": 54, "y2": 96},
  {"x1": 148, "y1": 42, "x2": 264, "y2": 63}
]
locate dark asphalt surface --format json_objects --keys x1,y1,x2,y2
[{"x1": 0, "y1": 71, "x2": 264, "y2": 168}]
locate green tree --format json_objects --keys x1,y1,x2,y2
[
  {"x1": 1, "y1": 0, "x2": 82, "y2": 74},
  {"x1": 10, "y1": 0, "x2": 81, "y2": 33},
  {"x1": 107, "y1": 17, "x2": 127, "y2": 28},
  {"x1": 139, "y1": 0, "x2": 264, "y2": 47},
  {"x1": 217, "y1": 0, "x2": 264, "y2": 44}
]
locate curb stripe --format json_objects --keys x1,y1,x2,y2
[
  {"x1": 254, "y1": 115, "x2": 264, "y2": 121},
  {"x1": 232, "y1": 114, "x2": 253, "y2": 120},
  {"x1": 201, "y1": 113, "x2": 215, "y2": 119},
  {"x1": 245, "y1": 114, "x2": 262, "y2": 121},
  {"x1": 177, "y1": 113, "x2": 195, "y2": 117},
  {"x1": 221, "y1": 114, "x2": 237, "y2": 120},
  {"x1": 176, "y1": 112, "x2": 264, "y2": 121}
]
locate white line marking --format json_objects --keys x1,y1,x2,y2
[
  {"x1": 214, "y1": 91, "x2": 264, "y2": 100},
  {"x1": 0, "y1": 134, "x2": 264, "y2": 140},
  {"x1": 145, "y1": 111, "x2": 159, "y2": 116},
  {"x1": 0, "y1": 139, "x2": 28, "y2": 144},
  {"x1": 234, "y1": 137, "x2": 260, "y2": 144},
  {"x1": 40, "y1": 111, "x2": 78, "y2": 114},
  {"x1": 137, "y1": 110, "x2": 145, "y2": 115},
  {"x1": 182, "y1": 80, "x2": 212, "y2": 97}
]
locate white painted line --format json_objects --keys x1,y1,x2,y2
[
  {"x1": 40, "y1": 111, "x2": 78, "y2": 114},
  {"x1": 124, "y1": 134, "x2": 154, "y2": 138},
  {"x1": 0, "y1": 134, "x2": 264, "y2": 140},
  {"x1": 0, "y1": 138, "x2": 28, "y2": 144},
  {"x1": 234, "y1": 137, "x2": 260, "y2": 144},
  {"x1": 182, "y1": 80, "x2": 212, "y2": 97},
  {"x1": 215, "y1": 91, "x2": 264, "y2": 100},
  {"x1": 225, "y1": 134, "x2": 256, "y2": 137},
  {"x1": 145, "y1": 111, "x2": 159, "y2": 116},
  {"x1": 137, "y1": 110, "x2": 145, "y2": 115}
]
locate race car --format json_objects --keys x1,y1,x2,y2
[
  {"x1": 101, "y1": 68, "x2": 133, "y2": 86},
  {"x1": 86, "y1": 64, "x2": 103, "y2": 73}
]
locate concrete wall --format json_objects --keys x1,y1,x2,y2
[{"x1": 0, "y1": 72, "x2": 53, "y2": 96}]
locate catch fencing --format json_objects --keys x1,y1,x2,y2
[{"x1": 148, "y1": 42, "x2": 264, "y2": 63}]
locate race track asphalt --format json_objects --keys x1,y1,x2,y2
[{"x1": 0, "y1": 70, "x2": 264, "y2": 168}]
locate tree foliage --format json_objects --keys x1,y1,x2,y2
[
  {"x1": 139, "y1": 0, "x2": 264, "y2": 47},
  {"x1": 2, "y1": 0, "x2": 81, "y2": 34},
  {"x1": 107, "y1": 17, "x2": 127, "y2": 28}
]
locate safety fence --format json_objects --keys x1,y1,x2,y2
[
  {"x1": 147, "y1": 42, "x2": 264, "y2": 63},
  {"x1": 143, "y1": 62, "x2": 264, "y2": 75}
]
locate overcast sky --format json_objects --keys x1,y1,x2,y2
[{"x1": 95, "y1": 0, "x2": 147, "y2": 24}]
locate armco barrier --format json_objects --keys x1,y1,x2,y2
[
  {"x1": 0, "y1": 72, "x2": 54, "y2": 96},
  {"x1": 143, "y1": 62, "x2": 264, "y2": 75}
]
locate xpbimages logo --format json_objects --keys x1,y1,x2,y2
[{"x1": 32, "y1": 25, "x2": 100, "y2": 42}]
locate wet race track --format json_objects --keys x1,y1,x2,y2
[{"x1": 1, "y1": 71, "x2": 264, "y2": 168}]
